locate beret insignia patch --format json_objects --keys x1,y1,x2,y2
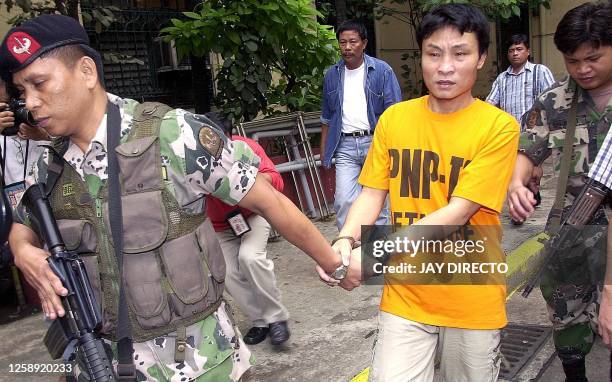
[
  {"x1": 7, "y1": 31, "x2": 41, "y2": 63},
  {"x1": 198, "y1": 125, "x2": 223, "y2": 159}
]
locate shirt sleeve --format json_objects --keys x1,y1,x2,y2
[
  {"x1": 486, "y1": 75, "x2": 501, "y2": 106},
  {"x1": 452, "y1": 117, "x2": 519, "y2": 213},
  {"x1": 538, "y1": 65, "x2": 555, "y2": 95},
  {"x1": 181, "y1": 112, "x2": 260, "y2": 206},
  {"x1": 384, "y1": 67, "x2": 403, "y2": 107},
  {"x1": 519, "y1": 94, "x2": 552, "y2": 166},
  {"x1": 359, "y1": 111, "x2": 390, "y2": 190},
  {"x1": 321, "y1": 70, "x2": 332, "y2": 125},
  {"x1": 236, "y1": 136, "x2": 284, "y2": 192}
]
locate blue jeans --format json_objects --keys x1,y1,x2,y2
[{"x1": 333, "y1": 135, "x2": 389, "y2": 230}]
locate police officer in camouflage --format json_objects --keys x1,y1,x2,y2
[
  {"x1": 0, "y1": 14, "x2": 357, "y2": 381},
  {"x1": 507, "y1": 3, "x2": 612, "y2": 381}
]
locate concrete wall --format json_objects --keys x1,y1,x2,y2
[{"x1": 375, "y1": 0, "x2": 588, "y2": 100}]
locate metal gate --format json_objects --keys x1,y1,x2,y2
[{"x1": 81, "y1": 0, "x2": 212, "y2": 109}]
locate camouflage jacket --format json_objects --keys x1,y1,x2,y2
[
  {"x1": 520, "y1": 76, "x2": 612, "y2": 201},
  {"x1": 16, "y1": 93, "x2": 259, "y2": 381}
]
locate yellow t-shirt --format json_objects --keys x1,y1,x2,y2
[{"x1": 359, "y1": 96, "x2": 519, "y2": 329}]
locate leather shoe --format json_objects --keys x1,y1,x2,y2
[
  {"x1": 269, "y1": 321, "x2": 290, "y2": 345},
  {"x1": 243, "y1": 327, "x2": 269, "y2": 345}
]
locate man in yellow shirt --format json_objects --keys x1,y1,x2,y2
[{"x1": 319, "y1": 4, "x2": 519, "y2": 381}]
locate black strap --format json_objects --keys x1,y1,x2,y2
[
  {"x1": 106, "y1": 102, "x2": 136, "y2": 381},
  {"x1": 532, "y1": 64, "x2": 539, "y2": 100}
]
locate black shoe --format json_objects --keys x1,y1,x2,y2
[
  {"x1": 269, "y1": 321, "x2": 290, "y2": 345},
  {"x1": 243, "y1": 327, "x2": 269, "y2": 345},
  {"x1": 562, "y1": 359, "x2": 588, "y2": 382}
]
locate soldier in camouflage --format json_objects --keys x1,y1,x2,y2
[
  {"x1": 0, "y1": 14, "x2": 356, "y2": 382},
  {"x1": 507, "y1": 3, "x2": 612, "y2": 381}
]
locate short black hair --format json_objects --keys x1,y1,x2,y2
[
  {"x1": 39, "y1": 45, "x2": 106, "y2": 89},
  {"x1": 417, "y1": 4, "x2": 490, "y2": 57},
  {"x1": 336, "y1": 20, "x2": 368, "y2": 41},
  {"x1": 554, "y1": 2, "x2": 612, "y2": 54},
  {"x1": 508, "y1": 34, "x2": 529, "y2": 49}
]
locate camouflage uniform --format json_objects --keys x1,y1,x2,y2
[
  {"x1": 520, "y1": 76, "x2": 611, "y2": 363},
  {"x1": 15, "y1": 93, "x2": 258, "y2": 381}
]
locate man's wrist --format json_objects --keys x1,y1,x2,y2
[{"x1": 331, "y1": 236, "x2": 356, "y2": 248}]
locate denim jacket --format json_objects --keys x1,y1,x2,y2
[{"x1": 320, "y1": 54, "x2": 402, "y2": 168}]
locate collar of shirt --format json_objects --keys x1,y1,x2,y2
[
  {"x1": 335, "y1": 53, "x2": 375, "y2": 73},
  {"x1": 63, "y1": 93, "x2": 132, "y2": 181},
  {"x1": 505, "y1": 60, "x2": 534, "y2": 76}
]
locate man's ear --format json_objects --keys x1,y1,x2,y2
[
  {"x1": 78, "y1": 56, "x2": 99, "y2": 89},
  {"x1": 363, "y1": 38, "x2": 368, "y2": 50},
  {"x1": 477, "y1": 52, "x2": 487, "y2": 70}
]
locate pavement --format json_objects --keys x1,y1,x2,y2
[{"x1": 0, "y1": 160, "x2": 609, "y2": 382}]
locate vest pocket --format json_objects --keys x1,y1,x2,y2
[
  {"x1": 56, "y1": 219, "x2": 101, "y2": 311},
  {"x1": 104, "y1": 190, "x2": 169, "y2": 253},
  {"x1": 159, "y1": 233, "x2": 208, "y2": 304},
  {"x1": 195, "y1": 219, "x2": 226, "y2": 283},
  {"x1": 115, "y1": 136, "x2": 162, "y2": 194},
  {"x1": 123, "y1": 250, "x2": 172, "y2": 328},
  {"x1": 57, "y1": 219, "x2": 98, "y2": 254}
]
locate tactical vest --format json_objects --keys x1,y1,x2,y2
[{"x1": 43, "y1": 103, "x2": 226, "y2": 342}]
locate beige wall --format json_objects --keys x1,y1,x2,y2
[
  {"x1": 375, "y1": 0, "x2": 588, "y2": 100},
  {"x1": 531, "y1": 0, "x2": 588, "y2": 79},
  {"x1": 0, "y1": 7, "x2": 20, "y2": 39}
]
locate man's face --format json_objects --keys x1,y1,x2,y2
[
  {"x1": 421, "y1": 27, "x2": 486, "y2": 104},
  {"x1": 12, "y1": 56, "x2": 88, "y2": 137},
  {"x1": 507, "y1": 42, "x2": 529, "y2": 68},
  {"x1": 563, "y1": 43, "x2": 612, "y2": 91},
  {"x1": 338, "y1": 30, "x2": 367, "y2": 69}
]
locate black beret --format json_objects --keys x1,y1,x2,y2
[{"x1": 0, "y1": 14, "x2": 103, "y2": 81}]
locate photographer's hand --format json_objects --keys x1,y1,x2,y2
[
  {"x1": 0, "y1": 103, "x2": 15, "y2": 134},
  {"x1": 18, "y1": 123, "x2": 51, "y2": 141}
]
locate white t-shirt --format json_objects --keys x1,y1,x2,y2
[
  {"x1": 1, "y1": 135, "x2": 46, "y2": 209},
  {"x1": 341, "y1": 62, "x2": 369, "y2": 133}
]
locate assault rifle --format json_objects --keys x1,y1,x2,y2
[
  {"x1": 24, "y1": 183, "x2": 116, "y2": 381},
  {"x1": 522, "y1": 179, "x2": 609, "y2": 297}
]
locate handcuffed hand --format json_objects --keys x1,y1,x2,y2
[
  {"x1": 315, "y1": 239, "x2": 362, "y2": 291},
  {"x1": 507, "y1": 181, "x2": 537, "y2": 223}
]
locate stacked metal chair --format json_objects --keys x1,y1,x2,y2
[{"x1": 237, "y1": 112, "x2": 332, "y2": 222}]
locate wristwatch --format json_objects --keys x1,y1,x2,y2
[{"x1": 330, "y1": 263, "x2": 348, "y2": 280}]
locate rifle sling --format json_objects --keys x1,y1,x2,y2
[
  {"x1": 549, "y1": 86, "x2": 580, "y2": 232},
  {"x1": 107, "y1": 102, "x2": 136, "y2": 381}
]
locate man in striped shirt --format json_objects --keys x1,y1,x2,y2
[{"x1": 486, "y1": 34, "x2": 555, "y2": 126}]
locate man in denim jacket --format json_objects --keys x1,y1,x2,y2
[{"x1": 320, "y1": 20, "x2": 402, "y2": 230}]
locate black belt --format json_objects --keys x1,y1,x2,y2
[{"x1": 341, "y1": 130, "x2": 372, "y2": 137}]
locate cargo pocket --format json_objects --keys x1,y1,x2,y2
[
  {"x1": 195, "y1": 219, "x2": 226, "y2": 283},
  {"x1": 56, "y1": 219, "x2": 102, "y2": 306},
  {"x1": 123, "y1": 250, "x2": 171, "y2": 329},
  {"x1": 160, "y1": 229, "x2": 217, "y2": 318},
  {"x1": 103, "y1": 190, "x2": 169, "y2": 253},
  {"x1": 115, "y1": 136, "x2": 162, "y2": 194}
]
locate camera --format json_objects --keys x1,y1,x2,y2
[{"x1": 1, "y1": 99, "x2": 36, "y2": 136}]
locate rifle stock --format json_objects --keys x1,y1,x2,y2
[{"x1": 522, "y1": 179, "x2": 608, "y2": 297}]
